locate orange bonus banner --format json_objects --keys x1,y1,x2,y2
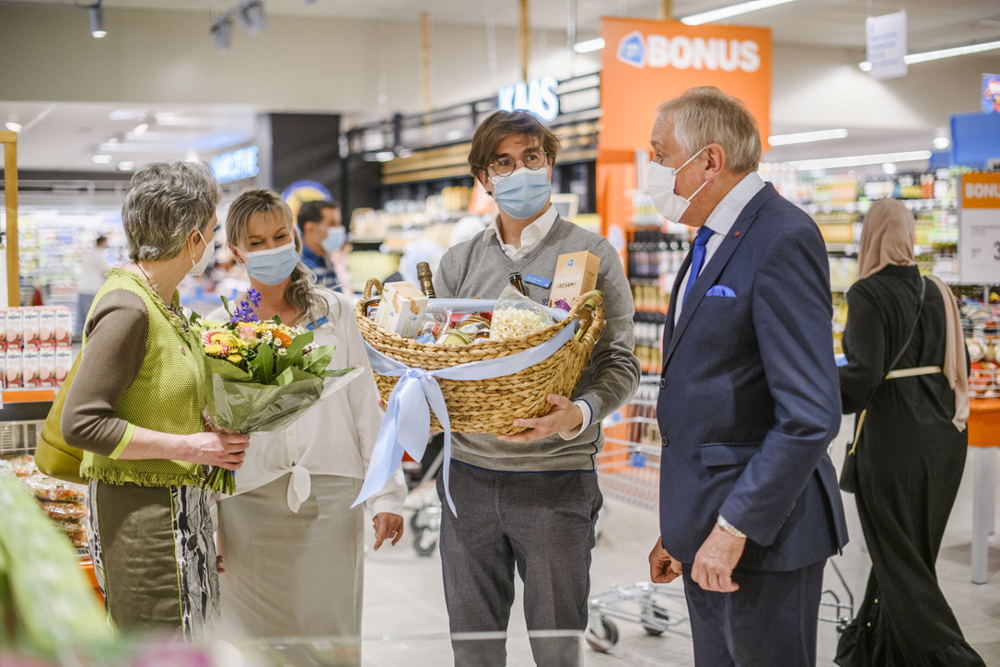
[{"x1": 599, "y1": 17, "x2": 772, "y2": 152}]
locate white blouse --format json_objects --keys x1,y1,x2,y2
[{"x1": 208, "y1": 289, "x2": 406, "y2": 516}]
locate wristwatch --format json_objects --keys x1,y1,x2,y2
[{"x1": 717, "y1": 515, "x2": 747, "y2": 539}]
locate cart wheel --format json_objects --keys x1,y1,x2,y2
[
  {"x1": 586, "y1": 617, "x2": 619, "y2": 653},
  {"x1": 409, "y1": 511, "x2": 425, "y2": 532},
  {"x1": 412, "y1": 527, "x2": 438, "y2": 558},
  {"x1": 641, "y1": 603, "x2": 670, "y2": 636}
]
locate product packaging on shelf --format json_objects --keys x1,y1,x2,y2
[
  {"x1": 39, "y1": 307, "x2": 58, "y2": 347},
  {"x1": 39, "y1": 347, "x2": 57, "y2": 387},
  {"x1": 548, "y1": 251, "x2": 601, "y2": 308},
  {"x1": 374, "y1": 281, "x2": 429, "y2": 338},
  {"x1": 55, "y1": 347, "x2": 73, "y2": 385},
  {"x1": 23, "y1": 350, "x2": 41, "y2": 387},
  {"x1": 23, "y1": 308, "x2": 41, "y2": 350},
  {"x1": 6, "y1": 309, "x2": 23, "y2": 350},
  {"x1": 0, "y1": 349, "x2": 6, "y2": 389},
  {"x1": 55, "y1": 307, "x2": 73, "y2": 346},
  {"x1": 0, "y1": 309, "x2": 6, "y2": 350},
  {"x1": 6, "y1": 348, "x2": 23, "y2": 388}
]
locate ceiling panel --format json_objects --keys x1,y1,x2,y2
[{"x1": 10, "y1": 0, "x2": 1000, "y2": 51}]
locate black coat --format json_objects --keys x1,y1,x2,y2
[{"x1": 835, "y1": 264, "x2": 983, "y2": 667}]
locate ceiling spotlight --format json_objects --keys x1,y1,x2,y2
[
  {"x1": 117, "y1": 161, "x2": 135, "y2": 172},
  {"x1": 88, "y1": 2, "x2": 107, "y2": 38},
  {"x1": 211, "y1": 18, "x2": 232, "y2": 51},
  {"x1": 882, "y1": 162, "x2": 898, "y2": 175},
  {"x1": 131, "y1": 123, "x2": 149, "y2": 136},
  {"x1": 4, "y1": 122, "x2": 21, "y2": 133},
  {"x1": 933, "y1": 135, "x2": 951, "y2": 150},
  {"x1": 92, "y1": 154, "x2": 113, "y2": 164},
  {"x1": 238, "y1": 0, "x2": 266, "y2": 35}
]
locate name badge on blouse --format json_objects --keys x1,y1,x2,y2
[{"x1": 305, "y1": 316, "x2": 330, "y2": 331}]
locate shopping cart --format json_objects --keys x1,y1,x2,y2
[
  {"x1": 588, "y1": 378, "x2": 691, "y2": 653},
  {"x1": 405, "y1": 448, "x2": 444, "y2": 558},
  {"x1": 589, "y1": 378, "x2": 857, "y2": 651}
]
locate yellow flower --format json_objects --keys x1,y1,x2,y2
[
  {"x1": 205, "y1": 343, "x2": 224, "y2": 356},
  {"x1": 227, "y1": 354, "x2": 243, "y2": 363}
]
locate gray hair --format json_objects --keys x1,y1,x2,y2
[
  {"x1": 657, "y1": 87, "x2": 761, "y2": 174},
  {"x1": 122, "y1": 161, "x2": 222, "y2": 262}
]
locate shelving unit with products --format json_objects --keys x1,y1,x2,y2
[{"x1": 10, "y1": 208, "x2": 127, "y2": 309}]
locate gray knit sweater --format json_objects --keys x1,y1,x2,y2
[{"x1": 434, "y1": 216, "x2": 641, "y2": 471}]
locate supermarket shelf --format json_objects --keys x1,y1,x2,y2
[{"x1": 4, "y1": 389, "x2": 56, "y2": 404}]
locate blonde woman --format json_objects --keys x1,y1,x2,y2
[{"x1": 210, "y1": 189, "x2": 405, "y2": 639}]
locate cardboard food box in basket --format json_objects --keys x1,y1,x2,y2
[
  {"x1": 548, "y1": 251, "x2": 600, "y2": 308},
  {"x1": 374, "y1": 281, "x2": 428, "y2": 339}
]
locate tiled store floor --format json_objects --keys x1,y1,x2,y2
[{"x1": 361, "y1": 417, "x2": 1000, "y2": 666}]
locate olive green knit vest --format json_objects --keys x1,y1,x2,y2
[{"x1": 80, "y1": 269, "x2": 206, "y2": 488}]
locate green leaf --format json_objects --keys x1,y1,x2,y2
[
  {"x1": 253, "y1": 341, "x2": 276, "y2": 384},
  {"x1": 276, "y1": 330, "x2": 314, "y2": 375},
  {"x1": 220, "y1": 294, "x2": 233, "y2": 318}
]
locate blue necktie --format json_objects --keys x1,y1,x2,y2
[{"x1": 682, "y1": 226, "x2": 715, "y2": 307}]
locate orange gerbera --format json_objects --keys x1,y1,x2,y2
[{"x1": 272, "y1": 330, "x2": 293, "y2": 348}]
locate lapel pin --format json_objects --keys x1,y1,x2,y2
[{"x1": 734, "y1": 231, "x2": 742, "y2": 237}]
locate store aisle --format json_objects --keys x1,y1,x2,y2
[{"x1": 362, "y1": 417, "x2": 1000, "y2": 666}]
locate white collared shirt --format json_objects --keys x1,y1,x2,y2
[
  {"x1": 675, "y1": 172, "x2": 766, "y2": 324},
  {"x1": 485, "y1": 204, "x2": 559, "y2": 260},
  {"x1": 209, "y1": 289, "x2": 406, "y2": 516}
]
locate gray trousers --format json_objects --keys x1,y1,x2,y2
[{"x1": 437, "y1": 460, "x2": 602, "y2": 667}]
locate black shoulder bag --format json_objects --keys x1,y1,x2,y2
[{"x1": 839, "y1": 277, "x2": 927, "y2": 494}]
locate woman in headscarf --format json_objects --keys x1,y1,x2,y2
[{"x1": 835, "y1": 199, "x2": 983, "y2": 666}]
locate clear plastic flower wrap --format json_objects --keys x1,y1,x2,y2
[
  {"x1": 489, "y1": 284, "x2": 556, "y2": 340},
  {"x1": 192, "y1": 290, "x2": 359, "y2": 494}
]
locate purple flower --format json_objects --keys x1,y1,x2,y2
[{"x1": 229, "y1": 292, "x2": 260, "y2": 324}]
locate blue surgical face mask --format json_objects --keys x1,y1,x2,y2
[
  {"x1": 244, "y1": 243, "x2": 299, "y2": 285},
  {"x1": 323, "y1": 226, "x2": 346, "y2": 252},
  {"x1": 490, "y1": 166, "x2": 552, "y2": 219}
]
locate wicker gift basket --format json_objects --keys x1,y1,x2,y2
[{"x1": 355, "y1": 279, "x2": 606, "y2": 435}]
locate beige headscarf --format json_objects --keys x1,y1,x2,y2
[{"x1": 858, "y1": 199, "x2": 969, "y2": 431}]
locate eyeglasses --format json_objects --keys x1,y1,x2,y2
[{"x1": 488, "y1": 150, "x2": 547, "y2": 177}]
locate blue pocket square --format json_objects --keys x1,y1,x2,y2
[{"x1": 706, "y1": 285, "x2": 736, "y2": 298}]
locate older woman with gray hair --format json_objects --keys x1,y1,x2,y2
[{"x1": 61, "y1": 161, "x2": 250, "y2": 637}]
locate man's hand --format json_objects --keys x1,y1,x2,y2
[
  {"x1": 373, "y1": 512, "x2": 404, "y2": 550},
  {"x1": 498, "y1": 394, "x2": 583, "y2": 443},
  {"x1": 691, "y1": 524, "x2": 746, "y2": 593},
  {"x1": 649, "y1": 537, "x2": 683, "y2": 584}
]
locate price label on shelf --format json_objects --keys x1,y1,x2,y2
[{"x1": 958, "y1": 173, "x2": 1000, "y2": 285}]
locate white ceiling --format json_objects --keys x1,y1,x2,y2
[
  {"x1": 11, "y1": 0, "x2": 1000, "y2": 51},
  {"x1": 3, "y1": 0, "x2": 999, "y2": 172},
  {"x1": 1, "y1": 101, "x2": 258, "y2": 173}
]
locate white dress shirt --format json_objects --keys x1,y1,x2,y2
[
  {"x1": 485, "y1": 204, "x2": 559, "y2": 260},
  {"x1": 209, "y1": 289, "x2": 406, "y2": 516},
  {"x1": 485, "y1": 203, "x2": 592, "y2": 439},
  {"x1": 675, "y1": 172, "x2": 766, "y2": 324}
]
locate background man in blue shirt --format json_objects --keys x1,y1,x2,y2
[{"x1": 297, "y1": 199, "x2": 346, "y2": 291}]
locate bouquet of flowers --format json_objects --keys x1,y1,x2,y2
[{"x1": 192, "y1": 289, "x2": 356, "y2": 493}]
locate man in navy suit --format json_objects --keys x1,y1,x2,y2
[{"x1": 645, "y1": 87, "x2": 848, "y2": 666}]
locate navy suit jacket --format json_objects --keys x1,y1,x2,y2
[{"x1": 657, "y1": 183, "x2": 848, "y2": 572}]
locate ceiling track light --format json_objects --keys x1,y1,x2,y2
[
  {"x1": 238, "y1": 0, "x2": 266, "y2": 35},
  {"x1": 211, "y1": 17, "x2": 233, "y2": 51},
  {"x1": 88, "y1": 1, "x2": 106, "y2": 39},
  {"x1": 210, "y1": 0, "x2": 267, "y2": 50}
]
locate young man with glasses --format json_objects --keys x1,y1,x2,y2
[{"x1": 433, "y1": 110, "x2": 640, "y2": 666}]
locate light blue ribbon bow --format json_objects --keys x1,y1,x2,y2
[{"x1": 353, "y1": 300, "x2": 578, "y2": 516}]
